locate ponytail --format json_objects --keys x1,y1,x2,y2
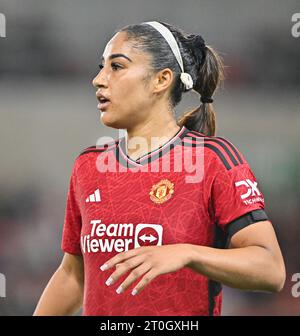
[{"x1": 177, "y1": 46, "x2": 224, "y2": 136}]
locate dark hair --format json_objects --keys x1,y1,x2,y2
[{"x1": 119, "y1": 21, "x2": 224, "y2": 136}]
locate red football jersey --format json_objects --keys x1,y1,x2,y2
[{"x1": 61, "y1": 126, "x2": 267, "y2": 316}]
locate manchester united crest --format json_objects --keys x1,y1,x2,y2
[{"x1": 149, "y1": 179, "x2": 174, "y2": 204}]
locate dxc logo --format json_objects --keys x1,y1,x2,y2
[
  {"x1": 0, "y1": 273, "x2": 6, "y2": 297},
  {"x1": 235, "y1": 179, "x2": 261, "y2": 200},
  {"x1": 0, "y1": 13, "x2": 6, "y2": 38}
]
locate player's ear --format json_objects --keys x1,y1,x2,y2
[{"x1": 152, "y1": 68, "x2": 174, "y2": 94}]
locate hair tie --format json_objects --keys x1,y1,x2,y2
[
  {"x1": 200, "y1": 96, "x2": 213, "y2": 104},
  {"x1": 189, "y1": 34, "x2": 207, "y2": 66},
  {"x1": 180, "y1": 72, "x2": 193, "y2": 90}
]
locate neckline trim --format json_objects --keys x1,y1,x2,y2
[{"x1": 116, "y1": 126, "x2": 188, "y2": 168}]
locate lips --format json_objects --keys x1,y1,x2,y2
[
  {"x1": 96, "y1": 93, "x2": 111, "y2": 111},
  {"x1": 97, "y1": 100, "x2": 110, "y2": 111}
]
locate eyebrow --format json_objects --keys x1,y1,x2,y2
[{"x1": 101, "y1": 53, "x2": 133, "y2": 63}]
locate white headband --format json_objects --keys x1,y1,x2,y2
[{"x1": 142, "y1": 21, "x2": 194, "y2": 90}]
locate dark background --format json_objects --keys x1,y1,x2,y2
[{"x1": 0, "y1": 0, "x2": 299, "y2": 315}]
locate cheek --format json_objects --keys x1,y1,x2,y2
[
  {"x1": 116, "y1": 80, "x2": 149, "y2": 110},
  {"x1": 115, "y1": 69, "x2": 150, "y2": 100}
]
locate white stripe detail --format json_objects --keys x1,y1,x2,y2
[
  {"x1": 86, "y1": 189, "x2": 101, "y2": 203},
  {"x1": 94, "y1": 189, "x2": 101, "y2": 202}
]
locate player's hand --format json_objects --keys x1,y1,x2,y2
[{"x1": 99, "y1": 244, "x2": 193, "y2": 296}]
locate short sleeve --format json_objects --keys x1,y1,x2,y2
[
  {"x1": 210, "y1": 154, "x2": 267, "y2": 234},
  {"x1": 61, "y1": 161, "x2": 82, "y2": 255}
]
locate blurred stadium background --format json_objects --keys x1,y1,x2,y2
[{"x1": 0, "y1": 0, "x2": 299, "y2": 315}]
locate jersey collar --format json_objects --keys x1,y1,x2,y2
[{"x1": 116, "y1": 126, "x2": 189, "y2": 168}]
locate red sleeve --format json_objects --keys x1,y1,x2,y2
[
  {"x1": 61, "y1": 160, "x2": 82, "y2": 255},
  {"x1": 210, "y1": 153, "x2": 265, "y2": 231}
]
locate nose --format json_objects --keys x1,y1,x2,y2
[{"x1": 92, "y1": 70, "x2": 107, "y2": 89}]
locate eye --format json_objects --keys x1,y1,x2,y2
[
  {"x1": 98, "y1": 64, "x2": 104, "y2": 71},
  {"x1": 111, "y1": 62, "x2": 122, "y2": 71}
]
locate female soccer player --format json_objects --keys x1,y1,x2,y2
[{"x1": 34, "y1": 21, "x2": 285, "y2": 316}]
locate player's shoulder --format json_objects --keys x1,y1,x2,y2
[
  {"x1": 73, "y1": 137, "x2": 120, "y2": 165},
  {"x1": 79, "y1": 138, "x2": 119, "y2": 156},
  {"x1": 184, "y1": 128, "x2": 247, "y2": 171}
]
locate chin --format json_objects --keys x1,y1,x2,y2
[{"x1": 100, "y1": 112, "x2": 125, "y2": 129}]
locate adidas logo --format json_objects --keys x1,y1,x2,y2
[{"x1": 86, "y1": 189, "x2": 101, "y2": 203}]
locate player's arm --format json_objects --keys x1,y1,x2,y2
[
  {"x1": 33, "y1": 252, "x2": 84, "y2": 316},
  {"x1": 187, "y1": 220, "x2": 286, "y2": 292}
]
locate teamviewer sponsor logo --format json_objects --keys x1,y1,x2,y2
[
  {"x1": 80, "y1": 220, "x2": 163, "y2": 253},
  {"x1": 134, "y1": 223, "x2": 163, "y2": 248}
]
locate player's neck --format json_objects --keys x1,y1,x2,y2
[{"x1": 124, "y1": 119, "x2": 180, "y2": 161}]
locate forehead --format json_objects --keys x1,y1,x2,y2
[{"x1": 102, "y1": 31, "x2": 148, "y2": 62}]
